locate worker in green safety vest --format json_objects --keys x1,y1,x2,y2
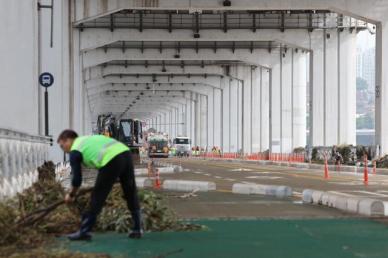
[{"x1": 57, "y1": 129, "x2": 142, "y2": 241}]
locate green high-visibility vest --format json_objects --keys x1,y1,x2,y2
[{"x1": 71, "y1": 135, "x2": 129, "y2": 169}]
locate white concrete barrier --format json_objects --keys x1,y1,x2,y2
[
  {"x1": 163, "y1": 180, "x2": 216, "y2": 192},
  {"x1": 232, "y1": 183, "x2": 292, "y2": 198},
  {"x1": 232, "y1": 183, "x2": 254, "y2": 194},
  {"x1": 135, "y1": 168, "x2": 149, "y2": 176},
  {"x1": 158, "y1": 167, "x2": 175, "y2": 173},
  {"x1": 135, "y1": 166, "x2": 179, "y2": 176},
  {"x1": 334, "y1": 196, "x2": 348, "y2": 211},
  {"x1": 173, "y1": 166, "x2": 183, "y2": 173},
  {"x1": 346, "y1": 198, "x2": 360, "y2": 213},
  {"x1": 320, "y1": 192, "x2": 331, "y2": 206},
  {"x1": 311, "y1": 190, "x2": 324, "y2": 205},
  {"x1": 302, "y1": 189, "x2": 314, "y2": 203},
  {"x1": 303, "y1": 189, "x2": 385, "y2": 216},
  {"x1": 135, "y1": 177, "x2": 153, "y2": 188},
  {"x1": 358, "y1": 199, "x2": 385, "y2": 216}
]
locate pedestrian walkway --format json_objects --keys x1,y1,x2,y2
[{"x1": 65, "y1": 219, "x2": 388, "y2": 258}]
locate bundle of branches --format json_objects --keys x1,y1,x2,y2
[
  {"x1": 0, "y1": 161, "x2": 205, "y2": 257},
  {"x1": 375, "y1": 155, "x2": 388, "y2": 168}
]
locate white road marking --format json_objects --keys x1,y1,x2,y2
[
  {"x1": 224, "y1": 178, "x2": 236, "y2": 182},
  {"x1": 203, "y1": 173, "x2": 211, "y2": 176},
  {"x1": 214, "y1": 176, "x2": 222, "y2": 179},
  {"x1": 245, "y1": 176, "x2": 282, "y2": 180},
  {"x1": 349, "y1": 190, "x2": 388, "y2": 197},
  {"x1": 241, "y1": 181, "x2": 256, "y2": 185},
  {"x1": 377, "y1": 190, "x2": 388, "y2": 194},
  {"x1": 230, "y1": 168, "x2": 253, "y2": 172},
  {"x1": 327, "y1": 191, "x2": 356, "y2": 197}
]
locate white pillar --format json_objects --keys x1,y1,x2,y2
[
  {"x1": 195, "y1": 93, "x2": 200, "y2": 147},
  {"x1": 311, "y1": 31, "x2": 325, "y2": 146},
  {"x1": 292, "y1": 50, "x2": 307, "y2": 148},
  {"x1": 310, "y1": 29, "x2": 356, "y2": 147},
  {"x1": 200, "y1": 94, "x2": 208, "y2": 149},
  {"x1": 252, "y1": 67, "x2": 261, "y2": 153},
  {"x1": 325, "y1": 29, "x2": 339, "y2": 145},
  {"x1": 270, "y1": 52, "x2": 282, "y2": 153},
  {"x1": 338, "y1": 30, "x2": 357, "y2": 145},
  {"x1": 375, "y1": 21, "x2": 388, "y2": 155},
  {"x1": 261, "y1": 68, "x2": 270, "y2": 151},
  {"x1": 282, "y1": 49, "x2": 293, "y2": 153}
]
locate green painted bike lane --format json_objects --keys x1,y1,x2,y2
[{"x1": 65, "y1": 219, "x2": 388, "y2": 258}]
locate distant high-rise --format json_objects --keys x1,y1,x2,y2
[{"x1": 362, "y1": 48, "x2": 375, "y2": 91}]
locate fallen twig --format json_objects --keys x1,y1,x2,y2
[{"x1": 17, "y1": 187, "x2": 93, "y2": 227}]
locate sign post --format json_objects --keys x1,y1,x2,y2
[{"x1": 39, "y1": 72, "x2": 54, "y2": 136}]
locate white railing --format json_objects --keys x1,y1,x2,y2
[{"x1": 0, "y1": 128, "x2": 52, "y2": 198}]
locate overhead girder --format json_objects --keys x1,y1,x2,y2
[
  {"x1": 73, "y1": 1, "x2": 385, "y2": 25},
  {"x1": 87, "y1": 84, "x2": 218, "y2": 99},
  {"x1": 89, "y1": 94, "x2": 189, "y2": 106},
  {"x1": 95, "y1": 103, "x2": 183, "y2": 114},
  {"x1": 83, "y1": 48, "x2": 278, "y2": 68},
  {"x1": 93, "y1": 96, "x2": 189, "y2": 106},
  {"x1": 86, "y1": 65, "x2": 226, "y2": 80},
  {"x1": 89, "y1": 92, "x2": 190, "y2": 106},
  {"x1": 80, "y1": 29, "x2": 314, "y2": 52},
  {"x1": 85, "y1": 75, "x2": 223, "y2": 91}
]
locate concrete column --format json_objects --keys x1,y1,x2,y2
[
  {"x1": 220, "y1": 87, "x2": 224, "y2": 151},
  {"x1": 375, "y1": 21, "x2": 388, "y2": 155},
  {"x1": 324, "y1": 29, "x2": 339, "y2": 145},
  {"x1": 292, "y1": 50, "x2": 307, "y2": 149},
  {"x1": 212, "y1": 88, "x2": 215, "y2": 148},
  {"x1": 163, "y1": 112, "x2": 167, "y2": 134},
  {"x1": 211, "y1": 86, "x2": 222, "y2": 148},
  {"x1": 310, "y1": 29, "x2": 356, "y2": 147},
  {"x1": 338, "y1": 30, "x2": 357, "y2": 145},
  {"x1": 227, "y1": 79, "x2": 232, "y2": 152},
  {"x1": 236, "y1": 66, "x2": 252, "y2": 154},
  {"x1": 251, "y1": 67, "x2": 261, "y2": 153},
  {"x1": 282, "y1": 49, "x2": 293, "y2": 153},
  {"x1": 261, "y1": 68, "x2": 270, "y2": 151},
  {"x1": 194, "y1": 93, "x2": 200, "y2": 147},
  {"x1": 199, "y1": 94, "x2": 208, "y2": 149},
  {"x1": 311, "y1": 31, "x2": 325, "y2": 146},
  {"x1": 270, "y1": 52, "x2": 282, "y2": 153}
]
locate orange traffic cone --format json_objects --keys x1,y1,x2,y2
[
  {"x1": 324, "y1": 158, "x2": 330, "y2": 179},
  {"x1": 154, "y1": 169, "x2": 161, "y2": 189},
  {"x1": 364, "y1": 156, "x2": 369, "y2": 186}
]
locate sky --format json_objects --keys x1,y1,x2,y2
[{"x1": 357, "y1": 29, "x2": 375, "y2": 51}]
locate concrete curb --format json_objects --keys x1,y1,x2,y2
[
  {"x1": 190, "y1": 157, "x2": 388, "y2": 175},
  {"x1": 135, "y1": 177, "x2": 153, "y2": 188},
  {"x1": 302, "y1": 189, "x2": 385, "y2": 216},
  {"x1": 162, "y1": 180, "x2": 216, "y2": 192},
  {"x1": 232, "y1": 183, "x2": 292, "y2": 198},
  {"x1": 135, "y1": 166, "x2": 181, "y2": 176}
]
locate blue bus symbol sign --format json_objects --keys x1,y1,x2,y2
[{"x1": 39, "y1": 72, "x2": 54, "y2": 88}]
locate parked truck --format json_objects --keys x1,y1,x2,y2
[{"x1": 148, "y1": 133, "x2": 169, "y2": 158}]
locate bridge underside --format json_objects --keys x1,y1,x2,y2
[{"x1": 1, "y1": 0, "x2": 388, "y2": 160}]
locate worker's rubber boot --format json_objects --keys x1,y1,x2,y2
[
  {"x1": 68, "y1": 214, "x2": 96, "y2": 241},
  {"x1": 128, "y1": 210, "x2": 143, "y2": 239}
]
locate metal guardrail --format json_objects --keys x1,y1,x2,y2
[{"x1": 0, "y1": 128, "x2": 52, "y2": 198}]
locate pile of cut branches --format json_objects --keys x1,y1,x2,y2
[{"x1": 0, "y1": 161, "x2": 205, "y2": 257}]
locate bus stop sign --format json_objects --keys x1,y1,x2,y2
[{"x1": 39, "y1": 72, "x2": 54, "y2": 88}]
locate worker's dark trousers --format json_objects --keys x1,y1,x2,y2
[{"x1": 80, "y1": 151, "x2": 141, "y2": 234}]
